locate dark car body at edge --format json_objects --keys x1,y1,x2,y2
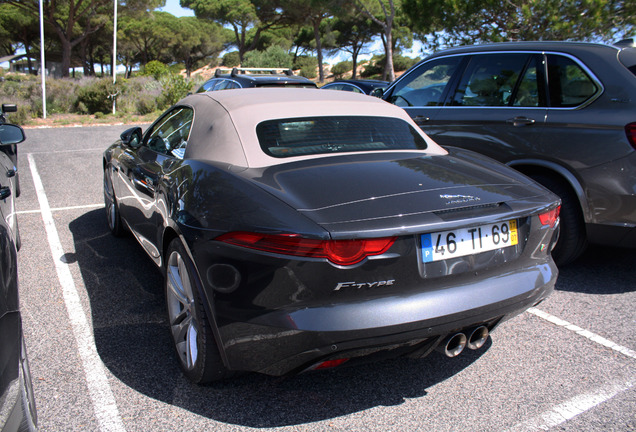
[{"x1": 0, "y1": 108, "x2": 37, "y2": 432}]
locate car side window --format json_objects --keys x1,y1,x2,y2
[
  {"x1": 546, "y1": 54, "x2": 599, "y2": 107},
  {"x1": 202, "y1": 79, "x2": 218, "y2": 92},
  {"x1": 389, "y1": 57, "x2": 462, "y2": 107},
  {"x1": 511, "y1": 56, "x2": 543, "y2": 107},
  {"x1": 145, "y1": 107, "x2": 194, "y2": 158},
  {"x1": 452, "y1": 53, "x2": 531, "y2": 107}
]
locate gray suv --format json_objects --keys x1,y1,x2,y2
[{"x1": 378, "y1": 41, "x2": 636, "y2": 265}]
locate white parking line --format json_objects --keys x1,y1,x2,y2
[
  {"x1": 508, "y1": 381, "x2": 633, "y2": 431},
  {"x1": 17, "y1": 203, "x2": 104, "y2": 215},
  {"x1": 528, "y1": 307, "x2": 636, "y2": 360},
  {"x1": 28, "y1": 154, "x2": 126, "y2": 432}
]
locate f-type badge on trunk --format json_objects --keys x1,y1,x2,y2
[{"x1": 334, "y1": 280, "x2": 396, "y2": 291}]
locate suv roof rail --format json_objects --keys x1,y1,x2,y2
[{"x1": 213, "y1": 67, "x2": 295, "y2": 78}]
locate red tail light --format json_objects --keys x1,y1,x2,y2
[
  {"x1": 312, "y1": 358, "x2": 349, "y2": 370},
  {"x1": 216, "y1": 232, "x2": 396, "y2": 266},
  {"x1": 539, "y1": 206, "x2": 561, "y2": 228},
  {"x1": 626, "y1": 123, "x2": 636, "y2": 150}
]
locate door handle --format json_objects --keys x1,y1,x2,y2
[
  {"x1": 413, "y1": 115, "x2": 430, "y2": 126},
  {"x1": 506, "y1": 116, "x2": 536, "y2": 127},
  {"x1": 133, "y1": 176, "x2": 155, "y2": 195}
]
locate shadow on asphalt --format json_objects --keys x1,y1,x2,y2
[
  {"x1": 555, "y1": 245, "x2": 636, "y2": 294},
  {"x1": 68, "y1": 209, "x2": 492, "y2": 427}
]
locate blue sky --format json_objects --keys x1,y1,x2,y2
[{"x1": 159, "y1": 0, "x2": 194, "y2": 17}]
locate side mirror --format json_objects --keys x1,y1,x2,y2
[
  {"x1": 370, "y1": 88, "x2": 385, "y2": 98},
  {"x1": 0, "y1": 124, "x2": 26, "y2": 146},
  {"x1": 120, "y1": 127, "x2": 142, "y2": 148}
]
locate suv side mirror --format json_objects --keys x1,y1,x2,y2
[
  {"x1": 0, "y1": 124, "x2": 26, "y2": 146},
  {"x1": 370, "y1": 88, "x2": 385, "y2": 98}
]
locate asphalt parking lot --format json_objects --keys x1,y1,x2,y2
[{"x1": 14, "y1": 124, "x2": 636, "y2": 431}]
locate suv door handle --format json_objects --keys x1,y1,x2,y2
[
  {"x1": 506, "y1": 116, "x2": 536, "y2": 126},
  {"x1": 413, "y1": 116, "x2": 430, "y2": 125}
]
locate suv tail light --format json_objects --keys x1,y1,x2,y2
[
  {"x1": 216, "y1": 232, "x2": 396, "y2": 266},
  {"x1": 626, "y1": 122, "x2": 636, "y2": 150}
]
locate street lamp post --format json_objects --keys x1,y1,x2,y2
[
  {"x1": 39, "y1": 0, "x2": 46, "y2": 119},
  {"x1": 112, "y1": 0, "x2": 117, "y2": 114}
]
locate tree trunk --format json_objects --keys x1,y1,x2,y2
[
  {"x1": 384, "y1": 28, "x2": 394, "y2": 81},
  {"x1": 313, "y1": 20, "x2": 324, "y2": 82}
]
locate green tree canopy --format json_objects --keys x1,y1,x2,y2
[
  {"x1": 331, "y1": 13, "x2": 380, "y2": 79},
  {"x1": 181, "y1": 0, "x2": 283, "y2": 62},
  {"x1": 354, "y1": 0, "x2": 401, "y2": 81},
  {"x1": 403, "y1": 0, "x2": 636, "y2": 49},
  {"x1": 167, "y1": 16, "x2": 226, "y2": 76},
  {"x1": 2, "y1": 0, "x2": 164, "y2": 77},
  {"x1": 0, "y1": 3, "x2": 40, "y2": 73}
]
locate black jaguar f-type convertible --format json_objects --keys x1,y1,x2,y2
[{"x1": 103, "y1": 88, "x2": 560, "y2": 383}]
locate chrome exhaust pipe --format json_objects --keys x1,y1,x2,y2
[
  {"x1": 467, "y1": 326, "x2": 489, "y2": 350},
  {"x1": 437, "y1": 332, "x2": 467, "y2": 357}
]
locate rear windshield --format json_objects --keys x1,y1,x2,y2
[{"x1": 256, "y1": 116, "x2": 428, "y2": 158}]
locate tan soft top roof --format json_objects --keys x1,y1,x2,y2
[{"x1": 181, "y1": 88, "x2": 446, "y2": 168}]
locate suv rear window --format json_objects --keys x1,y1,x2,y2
[
  {"x1": 257, "y1": 116, "x2": 428, "y2": 158},
  {"x1": 546, "y1": 54, "x2": 600, "y2": 107}
]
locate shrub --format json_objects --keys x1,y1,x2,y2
[
  {"x1": 330, "y1": 61, "x2": 353, "y2": 78},
  {"x1": 361, "y1": 55, "x2": 420, "y2": 78},
  {"x1": 75, "y1": 78, "x2": 119, "y2": 114},
  {"x1": 46, "y1": 79, "x2": 78, "y2": 114},
  {"x1": 299, "y1": 66, "x2": 317, "y2": 79},
  {"x1": 222, "y1": 51, "x2": 240, "y2": 67},
  {"x1": 393, "y1": 55, "x2": 419, "y2": 72},
  {"x1": 141, "y1": 60, "x2": 169, "y2": 80},
  {"x1": 293, "y1": 55, "x2": 316, "y2": 72},
  {"x1": 115, "y1": 76, "x2": 161, "y2": 115},
  {"x1": 242, "y1": 46, "x2": 293, "y2": 69},
  {"x1": 158, "y1": 74, "x2": 192, "y2": 109}
]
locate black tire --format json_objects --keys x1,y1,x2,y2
[
  {"x1": 530, "y1": 174, "x2": 587, "y2": 266},
  {"x1": 164, "y1": 238, "x2": 231, "y2": 383},
  {"x1": 103, "y1": 168, "x2": 124, "y2": 237},
  {"x1": 19, "y1": 335, "x2": 38, "y2": 432},
  {"x1": 15, "y1": 217, "x2": 21, "y2": 251}
]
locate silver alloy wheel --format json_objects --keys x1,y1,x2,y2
[{"x1": 166, "y1": 250, "x2": 199, "y2": 370}]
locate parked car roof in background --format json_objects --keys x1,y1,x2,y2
[
  {"x1": 196, "y1": 67, "x2": 318, "y2": 93},
  {"x1": 321, "y1": 79, "x2": 389, "y2": 95}
]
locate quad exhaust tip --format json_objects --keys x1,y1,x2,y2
[
  {"x1": 467, "y1": 326, "x2": 489, "y2": 350},
  {"x1": 439, "y1": 332, "x2": 467, "y2": 357},
  {"x1": 438, "y1": 326, "x2": 490, "y2": 358}
]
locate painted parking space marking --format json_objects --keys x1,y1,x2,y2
[
  {"x1": 528, "y1": 307, "x2": 636, "y2": 360},
  {"x1": 507, "y1": 381, "x2": 633, "y2": 431},
  {"x1": 28, "y1": 154, "x2": 125, "y2": 432},
  {"x1": 17, "y1": 203, "x2": 104, "y2": 215}
]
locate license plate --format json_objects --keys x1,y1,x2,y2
[{"x1": 421, "y1": 220, "x2": 518, "y2": 263}]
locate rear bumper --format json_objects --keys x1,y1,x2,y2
[{"x1": 215, "y1": 260, "x2": 557, "y2": 376}]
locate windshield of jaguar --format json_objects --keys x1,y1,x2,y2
[{"x1": 256, "y1": 116, "x2": 428, "y2": 158}]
